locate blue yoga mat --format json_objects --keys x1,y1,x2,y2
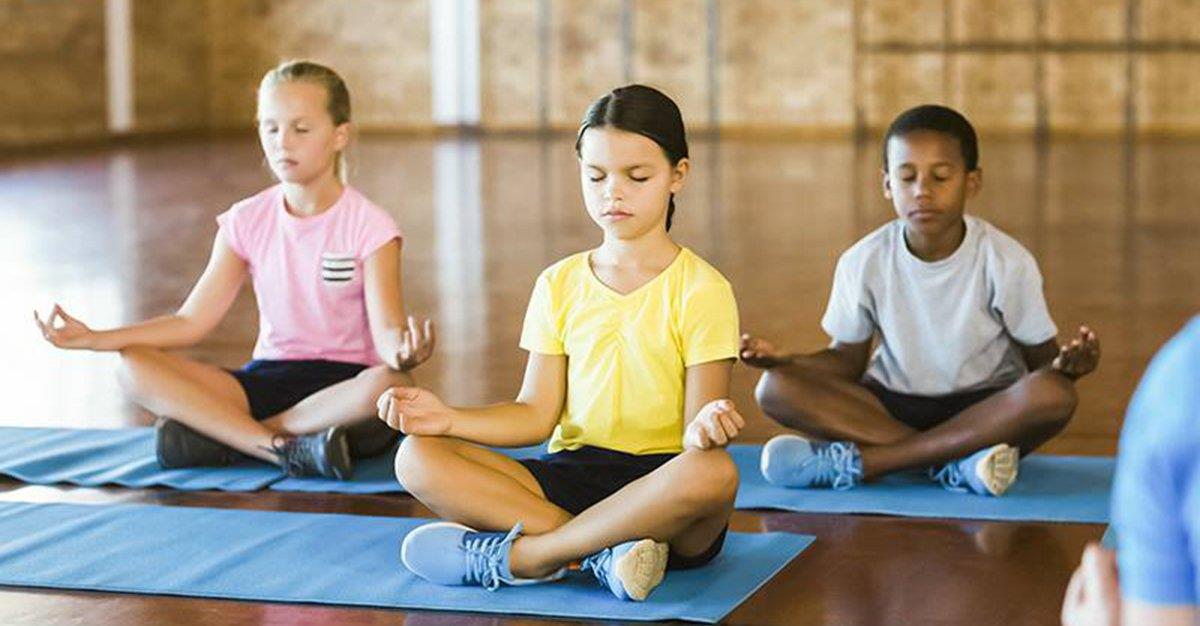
[
  {"x1": 0, "y1": 501, "x2": 813, "y2": 623},
  {"x1": 0, "y1": 427, "x2": 281, "y2": 491},
  {"x1": 730, "y1": 444, "x2": 1114, "y2": 523},
  {"x1": 269, "y1": 444, "x2": 548, "y2": 494}
]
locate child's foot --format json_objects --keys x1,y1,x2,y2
[
  {"x1": 580, "y1": 538, "x2": 669, "y2": 601},
  {"x1": 343, "y1": 417, "x2": 402, "y2": 459},
  {"x1": 929, "y1": 444, "x2": 1019, "y2": 496},
  {"x1": 154, "y1": 417, "x2": 241, "y2": 468},
  {"x1": 400, "y1": 521, "x2": 564, "y2": 589},
  {"x1": 760, "y1": 434, "x2": 863, "y2": 490},
  {"x1": 269, "y1": 426, "x2": 353, "y2": 479}
]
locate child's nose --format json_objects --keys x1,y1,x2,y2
[{"x1": 604, "y1": 178, "x2": 623, "y2": 200}]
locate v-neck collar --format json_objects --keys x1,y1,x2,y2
[{"x1": 586, "y1": 247, "x2": 686, "y2": 299}]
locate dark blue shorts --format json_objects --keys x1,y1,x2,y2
[
  {"x1": 864, "y1": 379, "x2": 1008, "y2": 431},
  {"x1": 518, "y1": 446, "x2": 727, "y2": 569},
  {"x1": 229, "y1": 359, "x2": 367, "y2": 420}
]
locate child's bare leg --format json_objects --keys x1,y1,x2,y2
[
  {"x1": 508, "y1": 448, "x2": 738, "y2": 578},
  {"x1": 395, "y1": 435, "x2": 573, "y2": 534},
  {"x1": 755, "y1": 359, "x2": 916, "y2": 445},
  {"x1": 262, "y1": 365, "x2": 413, "y2": 435},
  {"x1": 116, "y1": 346, "x2": 276, "y2": 461},
  {"x1": 860, "y1": 368, "x2": 1077, "y2": 478}
]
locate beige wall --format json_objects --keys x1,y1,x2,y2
[
  {"x1": 134, "y1": 1, "x2": 210, "y2": 133},
  {"x1": 203, "y1": 0, "x2": 430, "y2": 131},
  {"x1": 480, "y1": 0, "x2": 1200, "y2": 136},
  {"x1": 0, "y1": 0, "x2": 107, "y2": 146},
  {"x1": 6, "y1": 0, "x2": 1200, "y2": 148},
  {"x1": 2, "y1": 0, "x2": 431, "y2": 148},
  {"x1": 479, "y1": 0, "x2": 541, "y2": 130}
]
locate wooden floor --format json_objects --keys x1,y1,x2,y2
[{"x1": 1, "y1": 133, "x2": 1197, "y2": 625}]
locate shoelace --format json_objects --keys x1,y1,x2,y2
[
  {"x1": 929, "y1": 462, "x2": 968, "y2": 493},
  {"x1": 578, "y1": 546, "x2": 612, "y2": 586},
  {"x1": 268, "y1": 435, "x2": 321, "y2": 477},
  {"x1": 461, "y1": 523, "x2": 523, "y2": 591},
  {"x1": 816, "y1": 442, "x2": 863, "y2": 491}
]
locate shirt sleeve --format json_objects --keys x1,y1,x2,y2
[
  {"x1": 1113, "y1": 319, "x2": 1200, "y2": 605},
  {"x1": 215, "y1": 207, "x2": 248, "y2": 261},
  {"x1": 357, "y1": 204, "x2": 403, "y2": 260},
  {"x1": 820, "y1": 254, "x2": 875, "y2": 343},
  {"x1": 679, "y1": 281, "x2": 740, "y2": 367},
  {"x1": 519, "y1": 273, "x2": 564, "y2": 355},
  {"x1": 993, "y1": 248, "x2": 1058, "y2": 345}
]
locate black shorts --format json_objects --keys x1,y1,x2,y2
[
  {"x1": 229, "y1": 359, "x2": 367, "y2": 420},
  {"x1": 864, "y1": 378, "x2": 1007, "y2": 431},
  {"x1": 519, "y1": 446, "x2": 727, "y2": 570}
]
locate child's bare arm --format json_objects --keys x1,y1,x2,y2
[
  {"x1": 1020, "y1": 338, "x2": 1061, "y2": 371},
  {"x1": 377, "y1": 351, "x2": 566, "y2": 447},
  {"x1": 740, "y1": 333, "x2": 872, "y2": 380},
  {"x1": 362, "y1": 239, "x2": 436, "y2": 371},
  {"x1": 1021, "y1": 326, "x2": 1100, "y2": 380},
  {"x1": 34, "y1": 234, "x2": 246, "y2": 351},
  {"x1": 681, "y1": 358, "x2": 745, "y2": 450}
]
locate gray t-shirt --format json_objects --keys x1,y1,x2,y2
[{"x1": 821, "y1": 215, "x2": 1058, "y2": 396}]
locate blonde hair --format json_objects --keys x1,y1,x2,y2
[{"x1": 259, "y1": 60, "x2": 352, "y2": 183}]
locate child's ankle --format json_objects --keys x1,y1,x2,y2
[{"x1": 507, "y1": 537, "x2": 559, "y2": 579}]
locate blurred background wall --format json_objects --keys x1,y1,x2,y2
[{"x1": 3, "y1": 0, "x2": 1199, "y2": 148}]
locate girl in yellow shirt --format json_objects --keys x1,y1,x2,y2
[{"x1": 377, "y1": 85, "x2": 744, "y2": 602}]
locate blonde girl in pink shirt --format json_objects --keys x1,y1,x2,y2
[{"x1": 34, "y1": 61, "x2": 433, "y2": 479}]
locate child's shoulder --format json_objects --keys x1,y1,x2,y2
[
  {"x1": 838, "y1": 219, "x2": 901, "y2": 270},
  {"x1": 333, "y1": 186, "x2": 399, "y2": 230},
  {"x1": 676, "y1": 247, "x2": 732, "y2": 288},
  {"x1": 537, "y1": 251, "x2": 592, "y2": 285},
  {"x1": 968, "y1": 215, "x2": 1038, "y2": 268},
  {"x1": 226, "y1": 184, "x2": 283, "y2": 217},
  {"x1": 341, "y1": 185, "x2": 388, "y2": 213}
]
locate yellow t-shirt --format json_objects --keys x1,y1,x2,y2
[{"x1": 519, "y1": 247, "x2": 740, "y2": 455}]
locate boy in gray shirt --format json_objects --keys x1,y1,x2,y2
[{"x1": 744, "y1": 104, "x2": 1100, "y2": 496}]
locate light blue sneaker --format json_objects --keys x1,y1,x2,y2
[
  {"x1": 760, "y1": 434, "x2": 864, "y2": 490},
  {"x1": 930, "y1": 444, "x2": 1020, "y2": 496},
  {"x1": 580, "y1": 538, "x2": 669, "y2": 601},
  {"x1": 400, "y1": 521, "x2": 565, "y2": 590}
]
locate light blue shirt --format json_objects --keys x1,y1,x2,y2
[{"x1": 1113, "y1": 315, "x2": 1200, "y2": 605}]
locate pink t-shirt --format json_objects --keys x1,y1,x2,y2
[{"x1": 216, "y1": 184, "x2": 402, "y2": 365}]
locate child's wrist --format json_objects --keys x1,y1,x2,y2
[
  {"x1": 442, "y1": 411, "x2": 463, "y2": 437},
  {"x1": 88, "y1": 330, "x2": 113, "y2": 351}
]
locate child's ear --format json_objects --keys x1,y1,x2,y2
[
  {"x1": 333, "y1": 122, "x2": 352, "y2": 152},
  {"x1": 881, "y1": 168, "x2": 893, "y2": 200},
  {"x1": 669, "y1": 157, "x2": 690, "y2": 194},
  {"x1": 966, "y1": 167, "x2": 982, "y2": 198}
]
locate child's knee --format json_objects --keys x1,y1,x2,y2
[
  {"x1": 748, "y1": 362, "x2": 825, "y2": 417},
  {"x1": 393, "y1": 434, "x2": 445, "y2": 494},
  {"x1": 114, "y1": 346, "x2": 157, "y2": 394},
  {"x1": 1021, "y1": 371, "x2": 1079, "y2": 427},
  {"x1": 754, "y1": 370, "x2": 792, "y2": 417},
  {"x1": 677, "y1": 449, "x2": 738, "y2": 511},
  {"x1": 356, "y1": 365, "x2": 413, "y2": 398}
]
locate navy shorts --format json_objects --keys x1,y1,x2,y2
[
  {"x1": 864, "y1": 379, "x2": 1007, "y2": 431},
  {"x1": 229, "y1": 359, "x2": 367, "y2": 420},
  {"x1": 519, "y1": 446, "x2": 728, "y2": 570}
]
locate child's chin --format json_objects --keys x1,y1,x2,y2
[
  {"x1": 273, "y1": 170, "x2": 308, "y2": 184},
  {"x1": 904, "y1": 216, "x2": 950, "y2": 234}
]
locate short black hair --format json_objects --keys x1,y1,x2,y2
[{"x1": 883, "y1": 104, "x2": 979, "y2": 171}]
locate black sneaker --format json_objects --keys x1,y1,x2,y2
[
  {"x1": 155, "y1": 417, "x2": 241, "y2": 469},
  {"x1": 344, "y1": 417, "x2": 402, "y2": 459},
  {"x1": 271, "y1": 426, "x2": 353, "y2": 480}
]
